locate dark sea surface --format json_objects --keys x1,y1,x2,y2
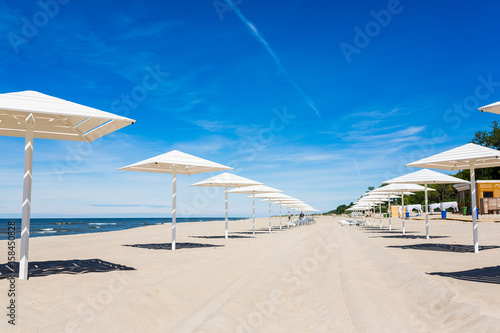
[{"x1": 0, "y1": 217, "x2": 245, "y2": 240}]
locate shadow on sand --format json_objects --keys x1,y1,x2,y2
[
  {"x1": 387, "y1": 243, "x2": 500, "y2": 253},
  {"x1": 374, "y1": 235, "x2": 449, "y2": 240},
  {"x1": 0, "y1": 259, "x2": 135, "y2": 280},
  {"x1": 428, "y1": 265, "x2": 500, "y2": 285},
  {"x1": 231, "y1": 231, "x2": 268, "y2": 235},
  {"x1": 190, "y1": 235, "x2": 254, "y2": 239},
  {"x1": 362, "y1": 228, "x2": 418, "y2": 234},
  {"x1": 258, "y1": 228, "x2": 286, "y2": 233},
  {"x1": 123, "y1": 242, "x2": 224, "y2": 250}
]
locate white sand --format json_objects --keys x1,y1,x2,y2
[{"x1": 1, "y1": 215, "x2": 500, "y2": 332}]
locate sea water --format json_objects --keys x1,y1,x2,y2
[{"x1": 0, "y1": 217, "x2": 245, "y2": 240}]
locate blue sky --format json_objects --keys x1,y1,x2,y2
[{"x1": 1, "y1": 0, "x2": 500, "y2": 218}]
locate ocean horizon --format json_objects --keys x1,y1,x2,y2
[{"x1": 0, "y1": 217, "x2": 247, "y2": 240}]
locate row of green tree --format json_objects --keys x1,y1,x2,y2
[
  {"x1": 327, "y1": 121, "x2": 500, "y2": 215},
  {"x1": 324, "y1": 203, "x2": 354, "y2": 215}
]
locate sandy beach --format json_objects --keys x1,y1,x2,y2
[{"x1": 1, "y1": 215, "x2": 500, "y2": 332}]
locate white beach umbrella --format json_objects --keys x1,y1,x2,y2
[
  {"x1": 346, "y1": 204, "x2": 373, "y2": 211},
  {"x1": 270, "y1": 197, "x2": 302, "y2": 214},
  {"x1": 297, "y1": 204, "x2": 315, "y2": 211},
  {"x1": 359, "y1": 195, "x2": 388, "y2": 226},
  {"x1": 254, "y1": 193, "x2": 292, "y2": 200},
  {"x1": 254, "y1": 193, "x2": 293, "y2": 230},
  {"x1": 119, "y1": 150, "x2": 232, "y2": 250},
  {"x1": 290, "y1": 202, "x2": 312, "y2": 213},
  {"x1": 259, "y1": 194, "x2": 300, "y2": 229},
  {"x1": 0, "y1": 90, "x2": 135, "y2": 280},
  {"x1": 229, "y1": 185, "x2": 282, "y2": 234},
  {"x1": 263, "y1": 195, "x2": 279, "y2": 231},
  {"x1": 190, "y1": 173, "x2": 262, "y2": 239},
  {"x1": 346, "y1": 203, "x2": 371, "y2": 221},
  {"x1": 351, "y1": 202, "x2": 375, "y2": 223},
  {"x1": 279, "y1": 196, "x2": 302, "y2": 201},
  {"x1": 347, "y1": 204, "x2": 370, "y2": 221},
  {"x1": 260, "y1": 198, "x2": 283, "y2": 229},
  {"x1": 354, "y1": 201, "x2": 376, "y2": 211},
  {"x1": 479, "y1": 101, "x2": 500, "y2": 114},
  {"x1": 292, "y1": 203, "x2": 310, "y2": 218},
  {"x1": 288, "y1": 202, "x2": 304, "y2": 219},
  {"x1": 282, "y1": 199, "x2": 303, "y2": 221},
  {"x1": 384, "y1": 169, "x2": 469, "y2": 241},
  {"x1": 350, "y1": 202, "x2": 374, "y2": 208},
  {"x1": 290, "y1": 203, "x2": 308, "y2": 211},
  {"x1": 361, "y1": 195, "x2": 399, "y2": 228},
  {"x1": 371, "y1": 184, "x2": 433, "y2": 232},
  {"x1": 406, "y1": 143, "x2": 500, "y2": 252}
]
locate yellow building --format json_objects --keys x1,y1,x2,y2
[
  {"x1": 390, "y1": 205, "x2": 405, "y2": 217},
  {"x1": 454, "y1": 180, "x2": 500, "y2": 214},
  {"x1": 391, "y1": 205, "x2": 398, "y2": 217}
]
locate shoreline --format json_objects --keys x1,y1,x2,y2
[{"x1": 0, "y1": 216, "x2": 257, "y2": 241}]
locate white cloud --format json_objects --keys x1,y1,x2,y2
[
  {"x1": 342, "y1": 125, "x2": 426, "y2": 144},
  {"x1": 192, "y1": 119, "x2": 230, "y2": 132},
  {"x1": 344, "y1": 107, "x2": 403, "y2": 120}
]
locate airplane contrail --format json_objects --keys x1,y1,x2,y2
[
  {"x1": 352, "y1": 157, "x2": 363, "y2": 185},
  {"x1": 223, "y1": 0, "x2": 320, "y2": 117}
]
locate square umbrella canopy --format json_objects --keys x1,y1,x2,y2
[
  {"x1": 0, "y1": 90, "x2": 135, "y2": 280},
  {"x1": 347, "y1": 204, "x2": 373, "y2": 210},
  {"x1": 253, "y1": 193, "x2": 294, "y2": 230},
  {"x1": 347, "y1": 203, "x2": 374, "y2": 224},
  {"x1": 119, "y1": 150, "x2": 232, "y2": 250},
  {"x1": 190, "y1": 172, "x2": 262, "y2": 239},
  {"x1": 277, "y1": 199, "x2": 303, "y2": 219},
  {"x1": 292, "y1": 204, "x2": 315, "y2": 214},
  {"x1": 479, "y1": 101, "x2": 500, "y2": 114},
  {"x1": 384, "y1": 168, "x2": 469, "y2": 241},
  {"x1": 254, "y1": 193, "x2": 293, "y2": 200},
  {"x1": 261, "y1": 197, "x2": 296, "y2": 226},
  {"x1": 288, "y1": 203, "x2": 312, "y2": 222},
  {"x1": 406, "y1": 143, "x2": 500, "y2": 253},
  {"x1": 229, "y1": 185, "x2": 282, "y2": 234},
  {"x1": 255, "y1": 194, "x2": 278, "y2": 232},
  {"x1": 359, "y1": 195, "x2": 391, "y2": 226},
  {"x1": 360, "y1": 195, "x2": 399, "y2": 228},
  {"x1": 353, "y1": 202, "x2": 376, "y2": 208},
  {"x1": 350, "y1": 202, "x2": 375, "y2": 223},
  {"x1": 262, "y1": 195, "x2": 303, "y2": 227},
  {"x1": 263, "y1": 196, "x2": 312, "y2": 228},
  {"x1": 371, "y1": 184, "x2": 433, "y2": 232},
  {"x1": 0, "y1": 91, "x2": 134, "y2": 141}
]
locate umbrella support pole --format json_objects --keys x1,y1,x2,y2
[
  {"x1": 287, "y1": 205, "x2": 290, "y2": 228},
  {"x1": 252, "y1": 193, "x2": 255, "y2": 235},
  {"x1": 402, "y1": 194, "x2": 405, "y2": 235},
  {"x1": 471, "y1": 166, "x2": 479, "y2": 253},
  {"x1": 379, "y1": 202, "x2": 382, "y2": 229},
  {"x1": 279, "y1": 203, "x2": 282, "y2": 229},
  {"x1": 172, "y1": 171, "x2": 177, "y2": 250},
  {"x1": 388, "y1": 195, "x2": 392, "y2": 231},
  {"x1": 268, "y1": 201, "x2": 271, "y2": 232},
  {"x1": 425, "y1": 184, "x2": 429, "y2": 239},
  {"x1": 19, "y1": 128, "x2": 34, "y2": 280},
  {"x1": 225, "y1": 187, "x2": 228, "y2": 239},
  {"x1": 373, "y1": 208, "x2": 375, "y2": 227}
]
